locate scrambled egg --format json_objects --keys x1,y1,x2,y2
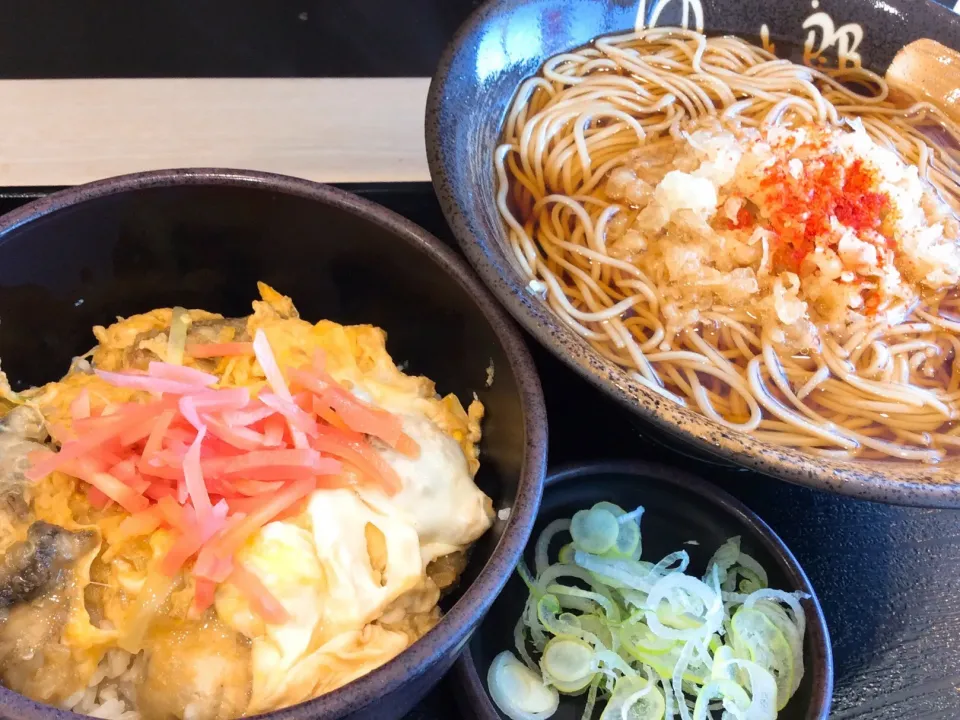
[
  {"x1": 219, "y1": 490, "x2": 426, "y2": 714},
  {"x1": 6, "y1": 284, "x2": 494, "y2": 719}
]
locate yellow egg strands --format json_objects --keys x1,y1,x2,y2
[{"x1": 487, "y1": 503, "x2": 809, "y2": 720}]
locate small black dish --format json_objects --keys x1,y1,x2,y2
[{"x1": 454, "y1": 460, "x2": 833, "y2": 720}]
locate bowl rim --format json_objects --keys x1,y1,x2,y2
[
  {"x1": 425, "y1": 0, "x2": 960, "y2": 508},
  {"x1": 451, "y1": 459, "x2": 835, "y2": 720},
  {"x1": 0, "y1": 167, "x2": 549, "y2": 720}
]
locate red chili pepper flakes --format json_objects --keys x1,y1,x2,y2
[
  {"x1": 725, "y1": 202, "x2": 753, "y2": 230},
  {"x1": 756, "y1": 152, "x2": 894, "y2": 273},
  {"x1": 863, "y1": 292, "x2": 882, "y2": 316}
]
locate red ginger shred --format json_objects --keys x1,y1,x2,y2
[{"x1": 25, "y1": 334, "x2": 420, "y2": 623}]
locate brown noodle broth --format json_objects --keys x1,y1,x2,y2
[{"x1": 496, "y1": 27, "x2": 960, "y2": 462}]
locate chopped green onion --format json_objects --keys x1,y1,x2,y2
[
  {"x1": 491, "y1": 502, "x2": 809, "y2": 720},
  {"x1": 579, "y1": 614, "x2": 616, "y2": 653},
  {"x1": 571, "y1": 508, "x2": 620, "y2": 555},
  {"x1": 599, "y1": 673, "x2": 665, "y2": 720},
  {"x1": 592, "y1": 501, "x2": 627, "y2": 518},
  {"x1": 166, "y1": 306, "x2": 190, "y2": 365},
  {"x1": 620, "y1": 625, "x2": 675, "y2": 656},
  {"x1": 573, "y1": 551, "x2": 657, "y2": 592},
  {"x1": 644, "y1": 574, "x2": 723, "y2": 641},
  {"x1": 611, "y1": 516, "x2": 641, "y2": 558},
  {"x1": 537, "y1": 519, "x2": 573, "y2": 575},
  {"x1": 542, "y1": 637, "x2": 596, "y2": 690},
  {"x1": 489, "y1": 650, "x2": 559, "y2": 720},
  {"x1": 731, "y1": 606, "x2": 795, "y2": 710}
]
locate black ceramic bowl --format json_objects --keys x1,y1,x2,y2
[
  {"x1": 0, "y1": 169, "x2": 548, "y2": 720},
  {"x1": 453, "y1": 461, "x2": 833, "y2": 720},
  {"x1": 425, "y1": 0, "x2": 960, "y2": 506}
]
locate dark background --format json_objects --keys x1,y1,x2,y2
[
  {"x1": 0, "y1": 0, "x2": 482, "y2": 79},
  {"x1": 0, "y1": 0, "x2": 950, "y2": 81},
  {"x1": 1, "y1": 0, "x2": 959, "y2": 718}
]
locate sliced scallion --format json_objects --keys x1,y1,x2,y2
[{"x1": 488, "y1": 501, "x2": 809, "y2": 720}]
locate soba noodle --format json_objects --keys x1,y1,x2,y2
[{"x1": 495, "y1": 27, "x2": 960, "y2": 462}]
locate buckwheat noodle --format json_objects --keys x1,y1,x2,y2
[{"x1": 495, "y1": 26, "x2": 960, "y2": 461}]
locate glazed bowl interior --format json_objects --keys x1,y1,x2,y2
[
  {"x1": 455, "y1": 461, "x2": 833, "y2": 720},
  {"x1": 425, "y1": 0, "x2": 960, "y2": 506},
  {"x1": 0, "y1": 169, "x2": 547, "y2": 720}
]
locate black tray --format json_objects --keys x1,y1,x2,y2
[{"x1": 3, "y1": 183, "x2": 960, "y2": 720}]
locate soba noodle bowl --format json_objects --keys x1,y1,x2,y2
[{"x1": 495, "y1": 27, "x2": 960, "y2": 462}]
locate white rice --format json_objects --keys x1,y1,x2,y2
[{"x1": 63, "y1": 649, "x2": 142, "y2": 720}]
